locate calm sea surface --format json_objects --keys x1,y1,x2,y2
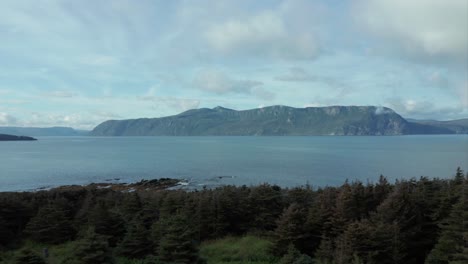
[{"x1": 1, "y1": 136, "x2": 467, "y2": 192}]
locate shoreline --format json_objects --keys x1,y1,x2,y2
[{"x1": 14, "y1": 178, "x2": 186, "y2": 193}]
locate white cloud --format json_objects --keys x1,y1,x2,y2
[
  {"x1": 459, "y1": 81, "x2": 468, "y2": 108},
  {"x1": 427, "y1": 71, "x2": 449, "y2": 88},
  {"x1": 388, "y1": 98, "x2": 434, "y2": 113},
  {"x1": 374, "y1": 106, "x2": 395, "y2": 115},
  {"x1": 167, "y1": 98, "x2": 200, "y2": 111},
  {"x1": 0, "y1": 89, "x2": 11, "y2": 95},
  {"x1": 20, "y1": 110, "x2": 125, "y2": 130},
  {"x1": 25, "y1": 112, "x2": 96, "y2": 129},
  {"x1": 137, "y1": 87, "x2": 159, "y2": 101},
  {"x1": 202, "y1": 1, "x2": 321, "y2": 60},
  {"x1": 2, "y1": 92, "x2": 205, "y2": 129},
  {"x1": 425, "y1": 73, "x2": 468, "y2": 110},
  {"x1": 44, "y1": 90, "x2": 78, "y2": 98},
  {"x1": 275, "y1": 67, "x2": 355, "y2": 101},
  {"x1": 193, "y1": 69, "x2": 274, "y2": 100},
  {"x1": 276, "y1": 67, "x2": 316, "y2": 82},
  {"x1": 0, "y1": 99, "x2": 29, "y2": 105},
  {"x1": 93, "y1": 111, "x2": 122, "y2": 119},
  {"x1": 304, "y1": 103, "x2": 325, "y2": 108},
  {"x1": 147, "y1": 97, "x2": 201, "y2": 112},
  {"x1": 98, "y1": 0, "x2": 321, "y2": 65},
  {"x1": 206, "y1": 11, "x2": 284, "y2": 52},
  {"x1": 252, "y1": 87, "x2": 276, "y2": 101},
  {"x1": 135, "y1": 87, "x2": 201, "y2": 112},
  {"x1": 385, "y1": 97, "x2": 466, "y2": 119},
  {"x1": 193, "y1": 69, "x2": 262, "y2": 94},
  {"x1": 0, "y1": 112, "x2": 17, "y2": 125},
  {"x1": 80, "y1": 55, "x2": 120, "y2": 66},
  {"x1": 102, "y1": 87, "x2": 113, "y2": 98},
  {"x1": 353, "y1": 0, "x2": 468, "y2": 63}
]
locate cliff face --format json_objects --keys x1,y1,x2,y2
[{"x1": 91, "y1": 105, "x2": 447, "y2": 136}]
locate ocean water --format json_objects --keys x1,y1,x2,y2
[{"x1": 0, "y1": 136, "x2": 467, "y2": 192}]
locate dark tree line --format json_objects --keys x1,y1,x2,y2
[{"x1": 0, "y1": 168, "x2": 467, "y2": 263}]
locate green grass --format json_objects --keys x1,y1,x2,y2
[
  {"x1": 0, "y1": 240, "x2": 77, "y2": 264},
  {"x1": 200, "y1": 235, "x2": 278, "y2": 264},
  {"x1": 1, "y1": 235, "x2": 277, "y2": 264}
]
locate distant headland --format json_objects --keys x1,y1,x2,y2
[
  {"x1": 0, "y1": 126, "x2": 88, "y2": 137},
  {"x1": 0, "y1": 134, "x2": 37, "y2": 141}
]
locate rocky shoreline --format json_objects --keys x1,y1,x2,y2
[{"x1": 41, "y1": 178, "x2": 185, "y2": 193}]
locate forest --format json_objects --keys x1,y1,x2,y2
[{"x1": 0, "y1": 168, "x2": 466, "y2": 264}]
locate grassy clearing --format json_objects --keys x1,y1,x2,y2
[
  {"x1": 200, "y1": 235, "x2": 278, "y2": 264},
  {"x1": 0, "y1": 240, "x2": 76, "y2": 264},
  {"x1": 1, "y1": 235, "x2": 277, "y2": 264}
]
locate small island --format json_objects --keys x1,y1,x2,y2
[{"x1": 0, "y1": 133, "x2": 37, "y2": 141}]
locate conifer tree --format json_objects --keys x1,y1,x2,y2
[
  {"x1": 454, "y1": 167, "x2": 464, "y2": 185},
  {"x1": 333, "y1": 219, "x2": 401, "y2": 264},
  {"x1": 116, "y1": 218, "x2": 153, "y2": 259},
  {"x1": 375, "y1": 180, "x2": 438, "y2": 264},
  {"x1": 304, "y1": 203, "x2": 325, "y2": 255},
  {"x1": 0, "y1": 217, "x2": 15, "y2": 247},
  {"x1": 425, "y1": 175, "x2": 468, "y2": 264},
  {"x1": 64, "y1": 228, "x2": 114, "y2": 264},
  {"x1": 137, "y1": 202, "x2": 160, "y2": 229},
  {"x1": 88, "y1": 200, "x2": 126, "y2": 246},
  {"x1": 350, "y1": 181, "x2": 370, "y2": 218},
  {"x1": 121, "y1": 192, "x2": 143, "y2": 221},
  {"x1": 73, "y1": 189, "x2": 97, "y2": 226},
  {"x1": 373, "y1": 175, "x2": 392, "y2": 209},
  {"x1": 211, "y1": 185, "x2": 250, "y2": 236},
  {"x1": 195, "y1": 190, "x2": 216, "y2": 240},
  {"x1": 279, "y1": 244, "x2": 313, "y2": 264},
  {"x1": 0, "y1": 197, "x2": 32, "y2": 247},
  {"x1": 272, "y1": 203, "x2": 309, "y2": 256},
  {"x1": 314, "y1": 187, "x2": 337, "y2": 238},
  {"x1": 331, "y1": 181, "x2": 356, "y2": 236},
  {"x1": 157, "y1": 214, "x2": 204, "y2": 264},
  {"x1": 286, "y1": 186, "x2": 315, "y2": 208},
  {"x1": 315, "y1": 236, "x2": 334, "y2": 264},
  {"x1": 158, "y1": 191, "x2": 186, "y2": 218},
  {"x1": 24, "y1": 203, "x2": 75, "y2": 244},
  {"x1": 248, "y1": 184, "x2": 283, "y2": 231}
]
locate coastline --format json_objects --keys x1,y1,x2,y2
[{"x1": 14, "y1": 178, "x2": 186, "y2": 193}]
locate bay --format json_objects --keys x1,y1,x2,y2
[{"x1": 0, "y1": 135, "x2": 467, "y2": 192}]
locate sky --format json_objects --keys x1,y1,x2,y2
[{"x1": 0, "y1": 0, "x2": 467, "y2": 129}]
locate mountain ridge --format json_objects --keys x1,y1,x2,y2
[{"x1": 90, "y1": 105, "x2": 466, "y2": 136}]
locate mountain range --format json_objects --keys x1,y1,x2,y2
[{"x1": 90, "y1": 105, "x2": 468, "y2": 136}]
